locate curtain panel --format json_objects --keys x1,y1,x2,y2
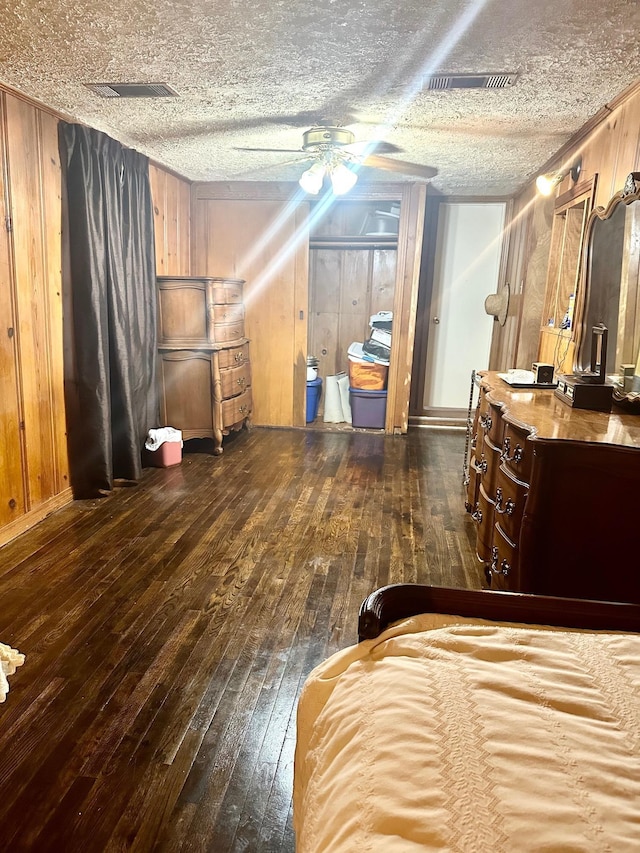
[{"x1": 61, "y1": 123, "x2": 158, "y2": 498}]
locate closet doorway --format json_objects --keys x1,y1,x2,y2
[{"x1": 308, "y1": 199, "x2": 399, "y2": 426}]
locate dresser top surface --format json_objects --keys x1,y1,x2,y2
[{"x1": 479, "y1": 371, "x2": 640, "y2": 448}]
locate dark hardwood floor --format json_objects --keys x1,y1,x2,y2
[{"x1": 0, "y1": 426, "x2": 481, "y2": 851}]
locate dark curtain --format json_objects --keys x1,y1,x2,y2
[{"x1": 60, "y1": 123, "x2": 158, "y2": 498}]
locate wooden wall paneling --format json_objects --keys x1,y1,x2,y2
[
  {"x1": 386, "y1": 183, "x2": 427, "y2": 433},
  {"x1": 586, "y1": 115, "x2": 619, "y2": 208},
  {"x1": 338, "y1": 249, "x2": 370, "y2": 372},
  {"x1": 308, "y1": 242, "x2": 397, "y2": 382},
  {"x1": 192, "y1": 191, "x2": 309, "y2": 427},
  {"x1": 309, "y1": 250, "x2": 340, "y2": 379},
  {"x1": 513, "y1": 193, "x2": 554, "y2": 370},
  {"x1": 149, "y1": 164, "x2": 191, "y2": 276},
  {"x1": 149, "y1": 164, "x2": 167, "y2": 273},
  {"x1": 610, "y1": 99, "x2": 640, "y2": 195},
  {"x1": 5, "y1": 94, "x2": 65, "y2": 508},
  {"x1": 369, "y1": 250, "x2": 397, "y2": 317},
  {"x1": 39, "y1": 110, "x2": 69, "y2": 497},
  {"x1": 292, "y1": 204, "x2": 309, "y2": 426},
  {"x1": 0, "y1": 92, "x2": 27, "y2": 527}
]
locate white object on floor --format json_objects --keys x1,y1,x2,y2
[
  {"x1": 336, "y1": 373, "x2": 352, "y2": 424},
  {"x1": 145, "y1": 427, "x2": 183, "y2": 451},
  {"x1": 0, "y1": 642, "x2": 25, "y2": 702},
  {"x1": 323, "y1": 375, "x2": 345, "y2": 423}
]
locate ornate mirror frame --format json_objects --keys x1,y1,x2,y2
[{"x1": 573, "y1": 172, "x2": 640, "y2": 406}]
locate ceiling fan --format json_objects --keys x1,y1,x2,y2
[{"x1": 235, "y1": 122, "x2": 438, "y2": 195}]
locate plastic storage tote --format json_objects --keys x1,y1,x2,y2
[{"x1": 349, "y1": 388, "x2": 387, "y2": 429}]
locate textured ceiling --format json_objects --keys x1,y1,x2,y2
[{"x1": 2, "y1": 0, "x2": 640, "y2": 195}]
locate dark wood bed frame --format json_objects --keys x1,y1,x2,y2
[{"x1": 358, "y1": 584, "x2": 640, "y2": 642}]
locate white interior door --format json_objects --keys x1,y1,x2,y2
[{"x1": 423, "y1": 202, "x2": 505, "y2": 412}]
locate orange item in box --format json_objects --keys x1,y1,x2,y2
[{"x1": 348, "y1": 358, "x2": 388, "y2": 391}]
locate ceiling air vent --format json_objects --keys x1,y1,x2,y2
[
  {"x1": 423, "y1": 72, "x2": 518, "y2": 91},
  {"x1": 85, "y1": 83, "x2": 178, "y2": 98}
]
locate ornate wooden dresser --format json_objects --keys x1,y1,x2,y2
[
  {"x1": 466, "y1": 371, "x2": 640, "y2": 603},
  {"x1": 157, "y1": 276, "x2": 252, "y2": 454}
]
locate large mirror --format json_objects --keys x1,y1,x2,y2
[{"x1": 573, "y1": 172, "x2": 640, "y2": 405}]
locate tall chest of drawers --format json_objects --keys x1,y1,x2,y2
[
  {"x1": 466, "y1": 371, "x2": 640, "y2": 604},
  {"x1": 157, "y1": 276, "x2": 252, "y2": 454}
]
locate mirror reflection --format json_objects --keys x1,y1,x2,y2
[{"x1": 574, "y1": 172, "x2": 640, "y2": 408}]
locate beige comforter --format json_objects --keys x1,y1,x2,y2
[{"x1": 294, "y1": 614, "x2": 640, "y2": 852}]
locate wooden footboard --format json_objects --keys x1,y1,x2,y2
[{"x1": 358, "y1": 584, "x2": 640, "y2": 641}]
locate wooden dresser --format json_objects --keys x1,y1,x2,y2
[
  {"x1": 157, "y1": 276, "x2": 252, "y2": 454},
  {"x1": 466, "y1": 371, "x2": 640, "y2": 603}
]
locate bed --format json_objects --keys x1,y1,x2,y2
[{"x1": 293, "y1": 585, "x2": 640, "y2": 852}]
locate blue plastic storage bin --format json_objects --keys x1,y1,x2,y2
[
  {"x1": 306, "y1": 377, "x2": 323, "y2": 423},
  {"x1": 349, "y1": 387, "x2": 387, "y2": 429}
]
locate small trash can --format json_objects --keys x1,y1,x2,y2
[
  {"x1": 306, "y1": 377, "x2": 323, "y2": 423},
  {"x1": 144, "y1": 427, "x2": 183, "y2": 467}
]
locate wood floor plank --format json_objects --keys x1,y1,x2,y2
[{"x1": 0, "y1": 426, "x2": 481, "y2": 851}]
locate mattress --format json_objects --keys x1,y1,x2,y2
[{"x1": 294, "y1": 613, "x2": 640, "y2": 852}]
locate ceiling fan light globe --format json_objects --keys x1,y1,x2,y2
[
  {"x1": 299, "y1": 162, "x2": 325, "y2": 194},
  {"x1": 330, "y1": 162, "x2": 358, "y2": 195}
]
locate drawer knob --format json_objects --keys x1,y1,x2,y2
[
  {"x1": 502, "y1": 437, "x2": 524, "y2": 466},
  {"x1": 480, "y1": 414, "x2": 492, "y2": 431},
  {"x1": 495, "y1": 489, "x2": 516, "y2": 516},
  {"x1": 478, "y1": 457, "x2": 488, "y2": 475},
  {"x1": 234, "y1": 353, "x2": 244, "y2": 363},
  {"x1": 239, "y1": 405, "x2": 248, "y2": 414},
  {"x1": 471, "y1": 504, "x2": 483, "y2": 524},
  {"x1": 490, "y1": 546, "x2": 510, "y2": 576},
  {"x1": 237, "y1": 377, "x2": 246, "y2": 387}
]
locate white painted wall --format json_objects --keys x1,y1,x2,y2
[{"x1": 423, "y1": 202, "x2": 506, "y2": 410}]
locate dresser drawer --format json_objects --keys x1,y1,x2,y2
[
  {"x1": 221, "y1": 389, "x2": 252, "y2": 427},
  {"x1": 213, "y1": 304, "x2": 245, "y2": 325},
  {"x1": 220, "y1": 363, "x2": 251, "y2": 399},
  {"x1": 480, "y1": 435, "x2": 502, "y2": 496},
  {"x1": 218, "y1": 342, "x2": 250, "y2": 369},
  {"x1": 501, "y1": 423, "x2": 532, "y2": 483},
  {"x1": 494, "y1": 463, "x2": 528, "y2": 543},
  {"x1": 485, "y1": 399, "x2": 505, "y2": 446},
  {"x1": 488, "y1": 523, "x2": 517, "y2": 591},
  {"x1": 210, "y1": 281, "x2": 243, "y2": 304},
  {"x1": 475, "y1": 483, "x2": 495, "y2": 555},
  {"x1": 213, "y1": 320, "x2": 245, "y2": 345},
  {"x1": 465, "y1": 454, "x2": 480, "y2": 512}
]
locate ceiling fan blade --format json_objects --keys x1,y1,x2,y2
[
  {"x1": 234, "y1": 146, "x2": 304, "y2": 153},
  {"x1": 360, "y1": 153, "x2": 438, "y2": 179},
  {"x1": 344, "y1": 141, "x2": 404, "y2": 155}
]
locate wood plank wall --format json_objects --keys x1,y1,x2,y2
[
  {"x1": 190, "y1": 183, "x2": 310, "y2": 429},
  {"x1": 0, "y1": 90, "x2": 71, "y2": 547},
  {"x1": 148, "y1": 165, "x2": 191, "y2": 276},
  {"x1": 0, "y1": 86, "x2": 191, "y2": 548},
  {"x1": 492, "y1": 81, "x2": 640, "y2": 370}
]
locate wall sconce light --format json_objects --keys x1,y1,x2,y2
[
  {"x1": 299, "y1": 154, "x2": 358, "y2": 196},
  {"x1": 536, "y1": 157, "x2": 582, "y2": 196}
]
